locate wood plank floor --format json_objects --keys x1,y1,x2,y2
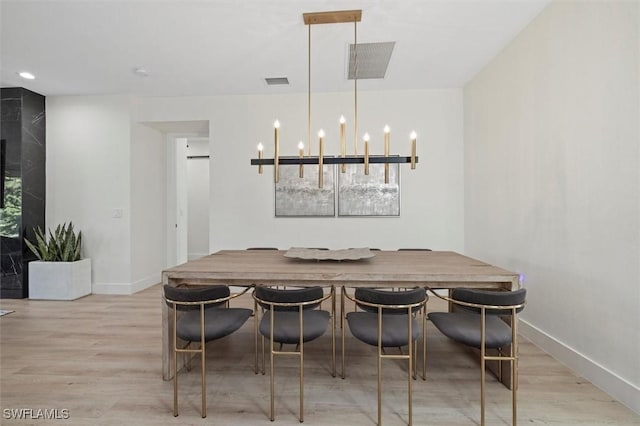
[{"x1": 1, "y1": 285, "x2": 638, "y2": 425}]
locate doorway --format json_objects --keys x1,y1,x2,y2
[{"x1": 165, "y1": 134, "x2": 211, "y2": 267}]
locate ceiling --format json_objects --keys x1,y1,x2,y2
[{"x1": 0, "y1": 0, "x2": 550, "y2": 98}]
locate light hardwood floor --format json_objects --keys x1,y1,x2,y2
[{"x1": 1, "y1": 285, "x2": 638, "y2": 425}]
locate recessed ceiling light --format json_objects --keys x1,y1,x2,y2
[{"x1": 18, "y1": 71, "x2": 35, "y2": 80}]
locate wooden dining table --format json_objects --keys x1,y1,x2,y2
[{"x1": 161, "y1": 249, "x2": 520, "y2": 381}]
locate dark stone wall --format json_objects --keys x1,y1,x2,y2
[{"x1": 1, "y1": 87, "x2": 46, "y2": 298}]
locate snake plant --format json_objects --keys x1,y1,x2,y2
[{"x1": 25, "y1": 222, "x2": 82, "y2": 262}]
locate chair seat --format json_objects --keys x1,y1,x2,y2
[
  {"x1": 428, "y1": 311, "x2": 513, "y2": 349},
  {"x1": 177, "y1": 307, "x2": 252, "y2": 342},
  {"x1": 346, "y1": 311, "x2": 419, "y2": 347},
  {"x1": 259, "y1": 310, "x2": 330, "y2": 344}
]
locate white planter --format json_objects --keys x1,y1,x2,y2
[{"x1": 28, "y1": 258, "x2": 92, "y2": 300}]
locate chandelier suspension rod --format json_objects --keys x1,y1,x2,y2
[{"x1": 354, "y1": 20, "x2": 358, "y2": 156}]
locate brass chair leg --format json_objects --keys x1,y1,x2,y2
[
  {"x1": 270, "y1": 307, "x2": 275, "y2": 421},
  {"x1": 299, "y1": 307, "x2": 304, "y2": 423},
  {"x1": 377, "y1": 306, "x2": 383, "y2": 426},
  {"x1": 480, "y1": 309, "x2": 486, "y2": 426},
  {"x1": 173, "y1": 307, "x2": 178, "y2": 417},
  {"x1": 422, "y1": 305, "x2": 427, "y2": 380},
  {"x1": 512, "y1": 308, "x2": 519, "y2": 426},
  {"x1": 408, "y1": 307, "x2": 413, "y2": 426},
  {"x1": 332, "y1": 286, "x2": 336, "y2": 378},
  {"x1": 255, "y1": 300, "x2": 259, "y2": 374},
  {"x1": 200, "y1": 308, "x2": 206, "y2": 418},
  {"x1": 341, "y1": 288, "x2": 346, "y2": 379}
]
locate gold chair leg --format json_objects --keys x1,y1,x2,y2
[
  {"x1": 200, "y1": 309, "x2": 206, "y2": 418},
  {"x1": 512, "y1": 310, "x2": 519, "y2": 426},
  {"x1": 254, "y1": 300, "x2": 259, "y2": 374},
  {"x1": 480, "y1": 310, "x2": 486, "y2": 426},
  {"x1": 270, "y1": 308, "x2": 275, "y2": 421},
  {"x1": 299, "y1": 307, "x2": 304, "y2": 423},
  {"x1": 332, "y1": 286, "x2": 336, "y2": 378},
  {"x1": 262, "y1": 335, "x2": 266, "y2": 375},
  {"x1": 341, "y1": 288, "x2": 346, "y2": 379},
  {"x1": 377, "y1": 307, "x2": 383, "y2": 426},
  {"x1": 408, "y1": 308, "x2": 413, "y2": 426},
  {"x1": 422, "y1": 305, "x2": 427, "y2": 380},
  {"x1": 173, "y1": 307, "x2": 178, "y2": 417}
]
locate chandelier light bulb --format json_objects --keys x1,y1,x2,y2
[
  {"x1": 410, "y1": 131, "x2": 417, "y2": 139},
  {"x1": 363, "y1": 133, "x2": 370, "y2": 142},
  {"x1": 298, "y1": 141, "x2": 305, "y2": 150},
  {"x1": 339, "y1": 115, "x2": 346, "y2": 124},
  {"x1": 384, "y1": 125, "x2": 390, "y2": 133},
  {"x1": 274, "y1": 120, "x2": 280, "y2": 129},
  {"x1": 318, "y1": 129, "x2": 325, "y2": 138},
  {"x1": 257, "y1": 142, "x2": 264, "y2": 151}
]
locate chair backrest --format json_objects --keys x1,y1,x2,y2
[
  {"x1": 354, "y1": 287, "x2": 426, "y2": 314},
  {"x1": 254, "y1": 286, "x2": 325, "y2": 312},
  {"x1": 451, "y1": 288, "x2": 526, "y2": 315},
  {"x1": 164, "y1": 285, "x2": 230, "y2": 311}
]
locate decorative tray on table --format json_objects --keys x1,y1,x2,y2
[{"x1": 284, "y1": 247, "x2": 375, "y2": 261}]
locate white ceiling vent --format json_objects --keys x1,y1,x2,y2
[
  {"x1": 265, "y1": 77, "x2": 289, "y2": 85},
  {"x1": 348, "y1": 42, "x2": 395, "y2": 79}
]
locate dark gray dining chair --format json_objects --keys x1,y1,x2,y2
[
  {"x1": 163, "y1": 284, "x2": 253, "y2": 418},
  {"x1": 427, "y1": 287, "x2": 527, "y2": 426},
  {"x1": 253, "y1": 286, "x2": 335, "y2": 422},
  {"x1": 342, "y1": 286, "x2": 427, "y2": 426}
]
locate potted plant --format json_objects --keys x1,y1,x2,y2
[{"x1": 25, "y1": 222, "x2": 91, "y2": 300}]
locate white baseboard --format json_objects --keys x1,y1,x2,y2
[
  {"x1": 519, "y1": 319, "x2": 640, "y2": 415},
  {"x1": 92, "y1": 273, "x2": 160, "y2": 295}
]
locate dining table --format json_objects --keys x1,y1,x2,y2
[{"x1": 161, "y1": 249, "x2": 521, "y2": 383}]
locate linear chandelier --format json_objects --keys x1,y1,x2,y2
[{"x1": 250, "y1": 9, "x2": 419, "y2": 188}]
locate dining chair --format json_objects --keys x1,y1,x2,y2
[
  {"x1": 427, "y1": 287, "x2": 526, "y2": 426},
  {"x1": 163, "y1": 284, "x2": 253, "y2": 418},
  {"x1": 253, "y1": 285, "x2": 336, "y2": 422},
  {"x1": 342, "y1": 286, "x2": 427, "y2": 426}
]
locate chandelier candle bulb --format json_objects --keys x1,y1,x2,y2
[
  {"x1": 257, "y1": 143, "x2": 264, "y2": 174},
  {"x1": 340, "y1": 115, "x2": 346, "y2": 173},
  {"x1": 274, "y1": 120, "x2": 281, "y2": 183},
  {"x1": 384, "y1": 125, "x2": 390, "y2": 183},
  {"x1": 363, "y1": 132, "x2": 370, "y2": 175},
  {"x1": 298, "y1": 141, "x2": 305, "y2": 178},
  {"x1": 318, "y1": 129, "x2": 325, "y2": 188},
  {"x1": 410, "y1": 131, "x2": 417, "y2": 170}
]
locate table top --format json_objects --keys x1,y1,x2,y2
[{"x1": 162, "y1": 250, "x2": 520, "y2": 290}]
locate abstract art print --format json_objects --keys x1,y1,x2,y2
[
  {"x1": 338, "y1": 158, "x2": 399, "y2": 216},
  {"x1": 275, "y1": 161, "x2": 335, "y2": 217}
]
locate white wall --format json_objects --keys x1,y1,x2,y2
[
  {"x1": 186, "y1": 138, "x2": 210, "y2": 260},
  {"x1": 464, "y1": 1, "x2": 639, "y2": 413},
  {"x1": 46, "y1": 96, "x2": 133, "y2": 292},
  {"x1": 134, "y1": 89, "x2": 464, "y2": 252},
  {"x1": 130, "y1": 122, "x2": 165, "y2": 291}
]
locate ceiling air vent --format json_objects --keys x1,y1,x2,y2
[
  {"x1": 348, "y1": 42, "x2": 395, "y2": 79},
  {"x1": 265, "y1": 77, "x2": 290, "y2": 86}
]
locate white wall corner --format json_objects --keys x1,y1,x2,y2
[{"x1": 520, "y1": 319, "x2": 640, "y2": 415}]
